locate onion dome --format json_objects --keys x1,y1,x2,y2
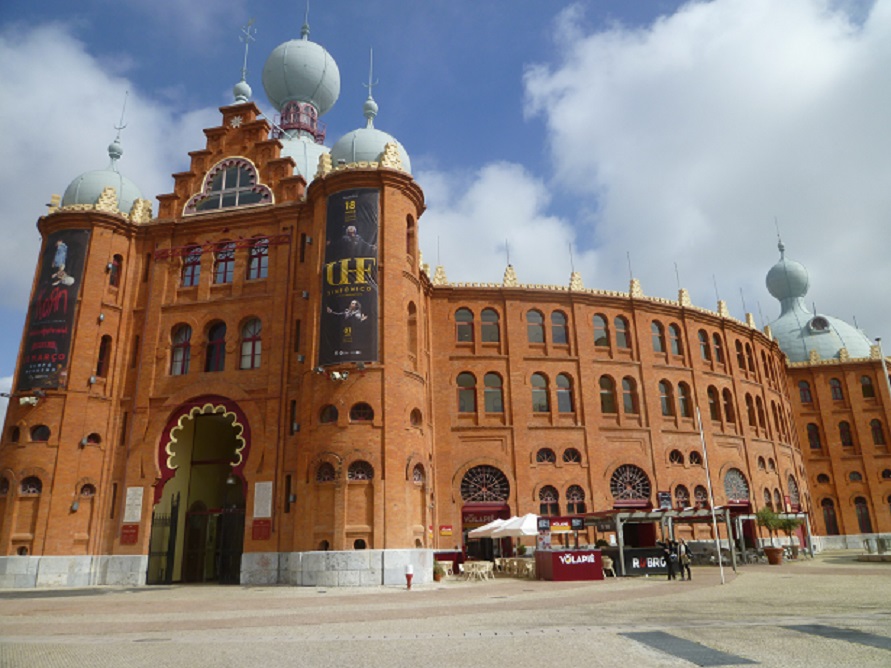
[
  {"x1": 233, "y1": 79, "x2": 252, "y2": 104},
  {"x1": 61, "y1": 136, "x2": 143, "y2": 215},
  {"x1": 766, "y1": 240, "x2": 872, "y2": 362}
]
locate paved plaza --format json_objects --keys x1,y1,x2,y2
[{"x1": 1, "y1": 550, "x2": 889, "y2": 667}]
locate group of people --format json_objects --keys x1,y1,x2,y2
[{"x1": 659, "y1": 538, "x2": 692, "y2": 581}]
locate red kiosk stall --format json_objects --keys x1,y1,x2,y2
[{"x1": 534, "y1": 517, "x2": 605, "y2": 581}]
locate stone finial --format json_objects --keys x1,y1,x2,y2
[
  {"x1": 503, "y1": 264, "x2": 518, "y2": 287},
  {"x1": 629, "y1": 278, "x2": 643, "y2": 298},
  {"x1": 569, "y1": 271, "x2": 583, "y2": 291},
  {"x1": 95, "y1": 186, "x2": 119, "y2": 213},
  {"x1": 839, "y1": 347, "x2": 850, "y2": 362},
  {"x1": 808, "y1": 349, "x2": 820, "y2": 363},
  {"x1": 869, "y1": 343, "x2": 881, "y2": 359},
  {"x1": 130, "y1": 199, "x2": 153, "y2": 223},
  {"x1": 745, "y1": 313, "x2": 756, "y2": 328},
  {"x1": 763, "y1": 324, "x2": 773, "y2": 340},
  {"x1": 47, "y1": 194, "x2": 61, "y2": 215},
  {"x1": 316, "y1": 152, "x2": 332, "y2": 178},
  {"x1": 717, "y1": 300, "x2": 730, "y2": 318},
  {"x1": 380, "y1": 142, "x2": 404, "y2": 171},
  {"x1": 421, "y1": 262, "x2": 430, "y2": 276},
  {"x1": 432, "y1": 265, "x2": 448, "y2": 285},
  {"x1": 678, "y1": 288, "x2": 691, "y2": 307}
]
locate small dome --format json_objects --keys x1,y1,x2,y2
[
  {"x1": 766, "y1": 242, "x2": 809, "y2": 301},
  {"x1": 329, "y1": 126, "x2": 411, "y2": 173},
  {"x1": 61, "y1": 139, "x2": 143, "y2": 215},
  {"x1": 233, "y1": 79, "x2": 252, "y2": 103},
  {"x1": 262, "y1": 34, "x2": 340, "y2": 115}
]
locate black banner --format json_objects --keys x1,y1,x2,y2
[
  {"x1": 319, "y1": 188, "x2": 379, "y2": 366},
  {"x1": 17, "y1": 229, "x2": 91, "y2": 390}
]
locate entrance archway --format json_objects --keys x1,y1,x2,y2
[{"x1": 148, "y1": 397, "x2": 250, "y2": 584}]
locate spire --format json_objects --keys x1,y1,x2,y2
[
  {"x1": 107, "y1": 91, "x2": 128, "y2": 171},
  {"x1": 363, "y1": 47, "x2": 379, "y2": 129},
  {"x1": 234, "y1": 19, "x2": 256, "y2": 103},
  {"x1": 301, "y1": 0, "x2": 310, "y2": 39}
]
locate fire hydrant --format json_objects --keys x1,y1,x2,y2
[{"x1": 405, "y1": 564, "x2": 413, "y2": 590}]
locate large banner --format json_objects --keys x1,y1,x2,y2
[
  {"x1": 319, "y1": 188, "x2": 379, "y2": 366},
  {"x1": 17, "y1": 229, "x2": 91, "y2": 390}
]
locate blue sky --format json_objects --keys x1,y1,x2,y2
[{"x1": 1, "y1": 0, "x2": 889, "y2": 418}]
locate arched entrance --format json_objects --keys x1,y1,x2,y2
[{"x1": 147, "y1": 397, "x2": 250, "y2": 584}]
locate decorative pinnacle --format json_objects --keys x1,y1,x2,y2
[
  {"x1": 363, "y1": 47, "x2": 379, "y2": 128},
  {"x1": 301, "y1": 0, "x2": 310, "y2": 39},
  {"x1": 108, "y1": 90, "x2": 129, "y2": 167},
  {"x1": 239, "y1": 19, "x2": 256, "y2": 83}
]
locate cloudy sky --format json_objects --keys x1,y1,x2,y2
[{"x1": 1, "y1": 0, "x2": 889, "y2": 418}]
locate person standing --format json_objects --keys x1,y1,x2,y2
[
  {"x1": 660, "y1": 541, "x2": 677, "y2": 581},
  {"x1": 678, "y1": 538, "x2": 692, "y2": 581}
]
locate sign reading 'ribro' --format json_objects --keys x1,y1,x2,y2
[
  {"x1": 319, "y1": 189, "x2": 380, "y2": 367},
  {"x1": 17, "y1": 229, "x2": 91, "y2": 390}
]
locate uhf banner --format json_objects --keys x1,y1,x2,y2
[
  {"x1": 17, "y1": 229, "x2": 91, "y2": 390},
  {"x1": 319, "y1": 188, "x2": 379, "y2": 366}
]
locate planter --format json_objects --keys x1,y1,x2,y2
[
  {"x1": 433, "y1": 572, "x2": 442, "y2": 582},
  {"x1": 764, "y1": 546, "x2": 784, "y2": 565},
  {"x1": 790, "y1": 545, "x2": 799, "y2": 559}
]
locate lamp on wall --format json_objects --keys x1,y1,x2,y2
[{"x1": 225, "y1": 473, "x2": 238, "y2": 485}]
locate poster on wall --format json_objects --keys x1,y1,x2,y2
[
  {"x1": 319, "y1": 188, "x2": 379, "y2": 367},
  {"x1": 17, "y1": 229, "x2": 91, "y2": 390}
]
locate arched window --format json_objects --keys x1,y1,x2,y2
[
  {"x1": 746, "y1": 394, "x2": 756, "y2": 426},
  {"x1": 527, "y1": 310, "x2": 544, "y2": 343},
  {"x1": 712, "y1": 333, "x2": 725, "y2": 363},
  {"x1": 674, "y1": 485, "x2": 690, "y2": 508},
  {"x1": 698, "y1": 330, "x2": 711, "y2": 361},
  {"x1": 707, "y1": 386, "x2": 720, "y2": 421},
  {"x1": 745, "y1": 343, "x2": 756, "y2": 372},
  {"x1": 600, "y1": 375, "x2": 617, "y2": 414},
  {"x1": 460, "y1": 465, "x2": 509, "y2": 502},
  {"x1": 694, "y1": 485, "x2": 708, "y2": 508},
  {"x1": 763, "y1": 488, "x2": 773, "y2": 509},
  {"x1": 556, "y1": 373, "x2": 574, "y2": 413},
  {"x1": 0, "y1": 476, "x2": 8, "y2": 496},
  {"x1": 566, "y1": 485, "x2": 586, "y2": 514},
  {"x1": 829, "y1": 378, "x2": 844, "y2": 401},
  {"x1": 689, "y1": 451, "x2": 702, "y2": 466},
  {"x1": 773, "y1": 489, "x2": 783, "y2": 510},
  {"x1": 186, "y1": 158, "x2": 272, "y2": 213},
  {"x1": 677, "y1": 382, "x2": 692, "y2": 418},
  {"x1": 481, "y1": 308, "x2": 500, "y2": 342},
  {"x1": 855, "y1": 497, "x2": 873, "y2": 533},
  {"x1": 316, "y1": 462, "x2": 336, "y2": 482},
  {"x1": 551, "y1": 311, "x2": 568, "y2": 345},
  {"x1": 668, "y1": 324, "x2": 683, "y2": 355},
  {"x1": 109, "y1": 254, "x2": 122, "y2": 287},
  {"x1": 839, "y1": 421, "x2": 854, "y2": 447},
  {"x1": 798, "y1": 381, "x2": 812, "y2": 403},
  {"x1": 861, "y1": 375, "x2": 876, "y2": 399},
  {"x1": 95, "y1": 335, "x2": 112, "y2": 378},
  {"x1": 722, "y1": 388, "x2": 735, "y2": 423},
  {"x1": 240, "y1": 318, "x2": 262, "y2": 369},
  {"x1": 181, "y1": 244, "x2": 201, "y2": 287},
  {"x1": 723, "y1": 468, "x2": 749, "y2": 503},
  {"x1": 30, "y1": 425, "x2": 50, "y2": 442},
  {"x1": 319, "y1": 404, "x2": 338, "y2": 424},
  {"x1": 757, "y1": 397, "x2": 767, "y2": 429},
  {"x1": 563, "y1": 448, "x2": 582, "y2": 464},
  {"x1": 610, "y1": 465, "x2": 652, "y2": 501},
  {"x1": 410, "y1": 408, "x2": 422, "y2": 426},
  {"x1": 455, "y1": 308, "x2": 474, "y2": 342},
  {"x1": 536, "y1": 448, "x2": 557, "y2": 464},
  {"x1": 871, "y1": 419, "x2": 887, "y2": 445},
  {"x1": 412, "y1": 463, "x2": 425, "y2": 485},
  {"x1": 816, "y1": 473, "x2": 830, "y2": 484},
  {"x1": 9, "y1": 427, "x2": 20, "y2": 443},
  {"x1": 457, "y1": 372, "x2": 477, "y2": 413},
  {"x1": 539, "y1": 485, "x2": 560, "y2": 515},
  {"x1": 807, "y1": 423, "x2": 822, "y2": 449},
  {"x1": 531, "y1": 373, "x2": 549, "y2": 412},
  {"x1": 213, "y1": 241, "x2": 236, "y2": 284},
  {"x1": 735, "y1": 341, "x2": 746, "y2": 370},
  {"x1": 483, "y1": 373, "x2": 504, "y2": 413},
  {"x1": 594, "y1": 314, "x2": 609, "y2": 347},
  {"x1": 170, "y1": 324, "x2": 192, "y2": 375},
  {"x1": 651, "y1": 321, "x2": 666, "y2": 353},
  {"x1": 246, "y1": 237, "x2": 269, "y2": 280},
  {"x1": 407, "y1": 302, "x2": 418, "y2": 360},
  {"x1": 20, "y1": 476, "x2": 42, "y2": 495},
  {"x1": 757, "y1": 456, "x2": 766, "y2": 470},
  {"x1": 205, "y1": 322, "x2": 226, "y2": 372},
  {"x1": 669, "y1": 449, "x2": 684, "y2": 465},
  {"x1": 767, "y1": 458, "x2": 776, "y2": 472},
  {"x1": 406, "y1": 215, "x2": 415, "y2": 255},
  {"x1": 822, "y1": 499, "x2": 839, "y2": 535},
  {"x1": 347, "y1": 460, "x2": 374, "y2": 480},
  {"x1": 623, "y1": 377, "x2": 639, "y2": 414},
  {"x1": 659, "y1": 380, "x2": 674, "y2": 416},
  {"x1": 615, "y1": 316, "x2": 631, "y2": 349},
  {"x1": 788, "y1": 476, "x2": 800, "y2": 507},
  {"x1": 80, "y1": 483, "x2": 96, "y2": 498},
  {"x1": 349, "y1": 403, "x2": 374, "y2": 422}
]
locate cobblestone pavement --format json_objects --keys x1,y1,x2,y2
[{"x1": 1, "y1": 551, "x2": 889, "y2": 667}]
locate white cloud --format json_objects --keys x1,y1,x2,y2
[{"x1": 519, "y1": 0, "x2": 891, "y2": 337}]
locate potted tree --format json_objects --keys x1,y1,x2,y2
[
  {"x1": 778, "y1": 516, "x2": 804, "y2": 559},
  {"x1": 756, "y1": 507, "x2": 784, "y2": 565},
  {"x1": 433, "y1": 562, "x2": 445, "y2": 582}
]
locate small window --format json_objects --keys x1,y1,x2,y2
[
  {"x1": 614, "y1": 316, "x2": 631, "y2": 349},
  {"x1": 712, "y1": 333, "x2": 725, "y2": 363},
  {"x1": 205, "y1": 322, "x2": 226, "y2": 372},
  {"x1": 556, "y1": 373, "x2": 574, "y2": 413},
  {"x1": 659, "y1": 380, "x2": 674, "y2": 416},
  {"x1": 483, "y1": 373, "x2": 504, "y2": 413},
  {"x1": 551, "y1": 311, "x2": 568, "y2": 345},
  {"x1": 349, "y1": 403, "x2": 374, "y2": 422},
  {"x1": 481, "y1": 309, "x2": 500, "y2": 343},
  {"x1": 735, "y1": 341, "x2": 746, "y2": 370},
  {"x1": 412, "y1": 463, "x2": 425, "y2": 485},
  {"x1": 757, "y1": 456, "x2": 766, "y2": 470},
  {"x1": 563, "y1": 448, "x2": 582, "y2": 464},
  {"x1": 669, "y1": 449, "x2": 684, "y2": 465},
  {"x1": 240, "y1": 318, "x2": 262, "y2": 370},
  {"x1": 689, "y1": 451, "x2": 702, "y2": 466},
  {"x1": 623, "y1": 377, "x2": 639, "y2": 415},
  {"x1": 353, "y1": 538, "x2": 368, "y2": 549},
  {"x1": 722, "y1": 388, "x2": 735, "y2": 423},
  {"x1": 319, "y1": 405, "x2": 338, "y2": 424},
  {"x1": 809, "y1": 316, "x2": 829, "y2": 332},
  {"x1": 668, "y1": 324, "x2": 682, "y2": 355},
  {"x1": 593, "y1": 314, "x2": 609, "y2": 347},
  {"x1": 694, "y1": 485, "x2": 708, "y2": 508},
  {"x1": 539, "y1": 485, "x2": 560, "y2": 516},
  {"x1": 457, "y1": 373, "x2": 477, "y2": 413},
  {"x1": 707, "y1": 387, "x2": 720, "y2": 421},
  {"x1": 213, "y1": 241, "x2": 236, "y2": 284},
  {"x1": 80, "y1": 483, "x2": 96, "y2": 497},
  {"x1": 677, "y1": 382, "x2": 692, "y2": 418},
  {"x1": 455, "y1": 308, "x2": 474, "y2": 342},
  {"x1": 246, "y1": 237, "x2": 269, "y2": 280},
  {"x1": 95, "y1": 335, "x2": 112, "y2": 378},
  {"x1": 531, "y1": 373, "x2": 549, "y2": 412},
  {"x1": 316, "y1": 462, "x2": 336, "y2": 482},
  {"x1": 674, "y1": 485, "x2": 690, "y2": 508},
  {"x1": 849, "y1": 471, "x2": 863, "y2": 482},
  {"x1": 829, "y1": 378, "x2": 844, "y2": 401},
  {"x1": 181, "y1": 245, "x2": 202, "y2": 287},
  {"x1": 109, "y1": 254, "x2": 122, "y2": 287},
  {"x1": 698, "y1": 330, "x2": 711, "y2": 361},
  {"x1": 861, "y1": 376, "x2": 876, "y2": 399},
  {"x1": 839, "y1": 421, "x2": 854, "y2": 447},
  {"x1": 527, "y1": 310, "x2": 545, "y2": 343},
  {"x1": 768, "y1": 458, "x2": 776, "y2": 472},
  {"x1": 30, "y1": 425, "x2": 51, "y2": 442},
  {"x1": 816, "y1": 473, "x2": 830, "y2": 484},
  {"x1": 347, "y1": 460, "x2": 374, "y2": 480},
  {"x1": 600, "y1": 375, "x2": 617, "y2": 414},
  {"x1": 536, "y1": 448, "x2": 557, "y2": 464},
  {"x1": 8, "y1": 427, "x2": 19, "y2": 443},
  {"x1": 871, "y1": 419, "x2": 887, "y2": 446},
  {"x1": 799, "y1": 381, "x2": 812, "y2": 403},
  {"x1": 651, "y1": 321, "x2": 666, "y2": 353},
  {"x1": 807, "y1": 423, "x2": 822, "y2": 449},
  {"x1": 881, "y1": 469, "x2": 891, "y2": 480},
  {"x1": 0, "y1": 477, "x2": 9, "y2": 496},
  {"x1": 410, "y1": 408, "x2": 423, "y2": 427},
  {"x1": 170, "y1": 324, "x2": 192, "y2": 375},
  {"x1": 566, "y1": 485, "x2": 586, "y2": 514},
  {"x1": 20, "y1": 476, "x2": 42, "y2": 495}
]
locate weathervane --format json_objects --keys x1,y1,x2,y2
[
  {"x1": 114, "y1": 90, "x2": 129, "y2": 141},
  {"x1": 364, "y1": 47, "x2": 379, "y2": 101},
  {"x1": 240, "y1": 19, "x2": 256, "y2": 83}
]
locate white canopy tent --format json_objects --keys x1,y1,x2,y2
[
  {"x1": 467, "y1": 518, "x2": 507, "y2": 539},
  {"x1": 491, "y1": 513, "x2": 539, "y2": 538}
]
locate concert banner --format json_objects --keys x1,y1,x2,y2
[
  {"x1": 17, "y1": 229, "x2": 91, "y2": 390},
  {"x1": 319, "y1": 188, "x2": 379, "y2": 366}
]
